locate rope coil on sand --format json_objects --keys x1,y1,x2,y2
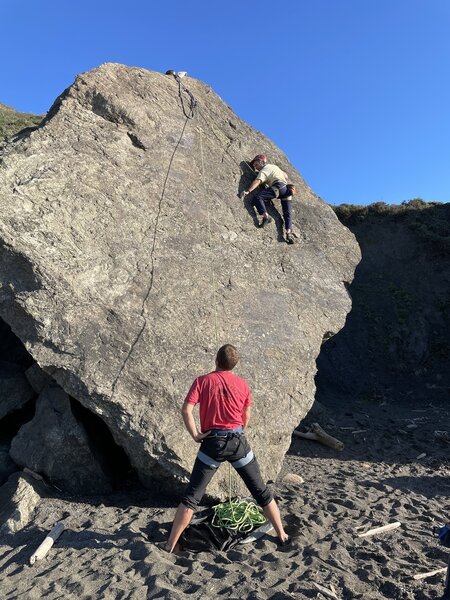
[{"x1": 211, "y1": 499, "x2": 266, "y2": 533}]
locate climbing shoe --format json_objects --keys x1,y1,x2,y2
[
  {"x1": 260, "y1": 216, "x2": 273, "y2": 228},
  {"x1": 286, "y1": 232, "x2": 295, "y2": 244}
]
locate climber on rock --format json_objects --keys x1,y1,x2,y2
[{"x1": 240, "y1": 154, "x2": 297, "y2": 244}]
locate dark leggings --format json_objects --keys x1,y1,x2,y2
[
  {"x1": 181, "y1": 433, "x2": 273, "y2": 510},
  {"x1": 252, "y1": 182, "x2": 293, "y2": 230}
]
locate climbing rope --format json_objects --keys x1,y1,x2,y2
[
  {"x1": 211, "y1": 498, "x2": 266, "y2": 533},
  {"x1": 110, "y1": 75, "x2": 195, "y2": 399},
  {"x1": 210, "y1": 448, "x2": 266, "y2": 533},
  {"x1": 191, "y1": 76, "x2": 266, "y2": 529},
  {"x1": 174, "y1": 73, "x2": 197, "y2": 119}
]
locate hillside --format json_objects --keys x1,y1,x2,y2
[
  {"x1": 316, "y1": 199, "x2": 450, "y2": 406},
  {"x1": 0, "y1": 102, "x2": 43, "y2": 141}
]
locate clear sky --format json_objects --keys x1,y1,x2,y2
[{"x1": 1, "y1": 0, "x2": 449, "y2": 205}]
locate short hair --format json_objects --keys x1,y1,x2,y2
[{"x1": 216, "y1": 344, "x2": 239, "y2": 370}]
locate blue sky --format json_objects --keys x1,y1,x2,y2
[{"x1": 1, "y1": 0, "x2": 449, "y2": 205}]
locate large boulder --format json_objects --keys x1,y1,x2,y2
[
  {"x1": 10, "y1": 384, "x2": 113, "y2": 494},
  {"x1": 0, "y1": 64, "x2": 360, "y2": 495}
]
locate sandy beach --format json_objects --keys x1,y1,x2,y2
[{"x1": 0, "y1": 390, "x2": 448, "y2": 600}]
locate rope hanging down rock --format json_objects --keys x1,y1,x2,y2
[
  {"x1": 167, "y1": 72, "x2": 264, "y2": 518},
  {"x1": 174, "y1": 72, "x2": 197, "y2": 119}
]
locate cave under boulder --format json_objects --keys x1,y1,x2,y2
[
  {"x1": 0, "y1": 360, "x2": 35, "y2": 420},
  {"x1": 0, "y1": 443, "x2": 17, "y2": 486},
  {"x1": 10, "y1": 383, "x2": 113, "y2": 495}
]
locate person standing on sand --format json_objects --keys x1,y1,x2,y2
[{"x1": 163, "y1": 344, "x2": 289, "y2": 553}]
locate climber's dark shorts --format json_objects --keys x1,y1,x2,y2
[{"x1": 181, "y1": 431, "x2": 273, "y2": 510}]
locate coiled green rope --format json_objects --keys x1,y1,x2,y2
[
  {"x1": 211, "y1": 455, "x2": 267, "y2": 533},
  {"x1": 211, "y1": 498, "x2": 266, "y2": 533}
]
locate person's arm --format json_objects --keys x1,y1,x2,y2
[
  {"x1": 181, "y1": 401, "x2": 210, "y2": 443},
  {"x1": 243, "y1": 404, "x2": 251, "y2": 428},
  {"x1": 240, "y1": 178, "x2": 261, "y2": 198}
]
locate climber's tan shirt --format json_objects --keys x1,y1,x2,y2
[{"x1": 256, "y1": 164, "x2": 287, "y2": 187}]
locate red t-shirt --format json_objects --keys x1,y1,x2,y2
[{"x1": 185, "y1": 370, "x2": 252, "y2": 431}]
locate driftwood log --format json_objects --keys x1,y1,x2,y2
[
  {"x1": 357, "y1": 522, "x2": 401, "y2": 538},
  {"x1": 413, "y1": 566, "x2": 447, "y2": 581},
  {"x1": 30, "y1": 522, "x2": 65, "y2": 565},
  {"x1": 312, "y1": 582, "x2": 340, "y2": 599},
  {"x1": 293, "y1": 423, "x2": 344, "y2": 451}
]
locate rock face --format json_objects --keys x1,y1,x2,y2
[
  {"x1": 10, "y1": 384, "x2": 113, "y2": 494},
  {"x1": 0, "y1": 64, "x2": 360, "y2": 496}
]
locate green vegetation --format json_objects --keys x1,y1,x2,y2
[
  {"x1": 0, "y1": 102, "x2": 43, "y2": 142},
  {"x1": 332, "y1": 198, "x2": 444, "y2": 224},
  {"x1": 333, "y1": 199, "x2": 449, "y2": 254}
]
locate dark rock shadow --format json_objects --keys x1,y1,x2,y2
[{"x1": 315, "y1": 202, "x2": 450, "y2": 408}]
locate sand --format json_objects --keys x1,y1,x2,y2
[{"x1": 0, "y1": 392, "x2": 448, "y2": 600}]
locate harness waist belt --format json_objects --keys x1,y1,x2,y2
[
  {"x1": 197, "y1": 448, "x2": 254, "y2": 470},
  {"x1": 207, "y1": 426, "x2": 243, "y2": 438}
]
